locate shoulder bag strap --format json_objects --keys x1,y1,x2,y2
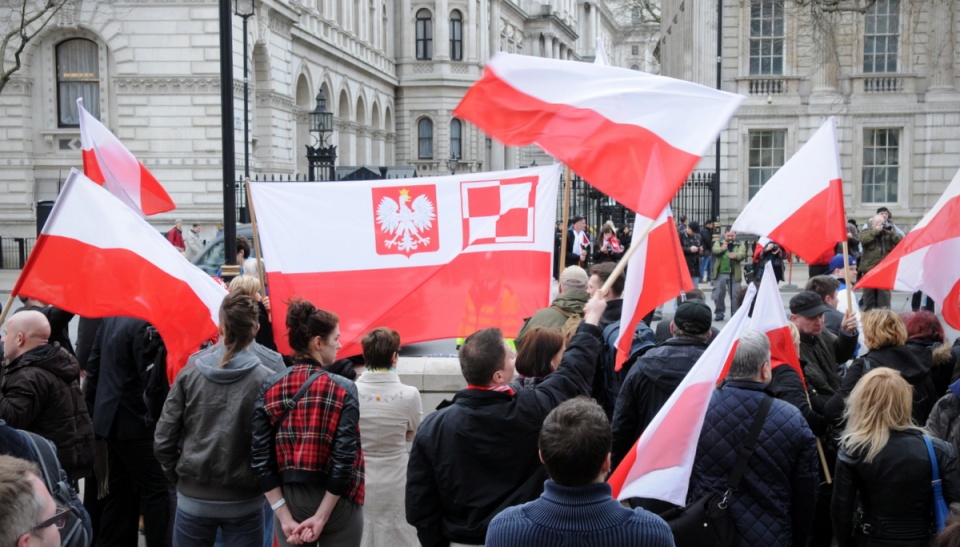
[
  {"x1": 274, "y1": 370, "x2": 324, "y2": 430},
  {"x1": 923, "y1": 435, "x2": 942, "y2": 484},
  {"x1": 727, "y1": 394, "x2": 774, "y2": 492},
  {"x1": 550, "y1": 305, "x2": 574, "y2": 319}
]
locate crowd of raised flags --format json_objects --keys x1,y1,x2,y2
[{"x1": 7, "y1": 50, "x2": 960, "y2": 542}]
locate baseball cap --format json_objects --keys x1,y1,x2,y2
[
  {"x1": 828, "y1": 254, "x2": 856, "y2": 272},
  {"x1": 789, "y1": 291, "x2": 833, "y2": 318},
  {"x1": 673, "y1": 299, "x2": 712, "y2": 334},
  {"x1": 559, "y1": 266, "x2": 589, "y2": 291}
]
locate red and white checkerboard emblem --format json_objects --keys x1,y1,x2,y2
[
  {"x1": 373, "y1": 184, "x2": 439, "y2": 256},
  {"x1": 461, "y1": 176, "x2": 537, "y2": 249}
]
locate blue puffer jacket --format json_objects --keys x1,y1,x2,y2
[{"x1": 689, "y1": 381, "x2": 820, "y2": 547}]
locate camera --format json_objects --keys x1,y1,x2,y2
[
  {"x1": 726, "y1": 242, "x2": 734, "y2": 252},
  {"x1": 882, "y1": 220, "x2": 893, "y2": 231}
]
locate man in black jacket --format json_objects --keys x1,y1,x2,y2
[
  {"x1": 406, "y1": 294, "x2": 606, "y2": 547},
  {"x1": 85, "y1": 316, "x2": 170, "y2": 547}
]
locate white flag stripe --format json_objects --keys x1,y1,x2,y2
[
  {"x1": 488, "y1": 53, "x2": 743, "y2": 156},
  {"x1": 614, "y1": 206, "x2": 672, "y2": 350},
  {"x1": 892, "y1": 239, "x2": 960, "y2": 299},
  {"x1": 914, "y1": 169, "x2": 960, "y2": 230}
]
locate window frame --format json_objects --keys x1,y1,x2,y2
[
  {"x1": 863, "y1": 0, "x2": 900, "y2": 74},
  {"x1": 450, "y1": 10, "x2": 463, "y2": 61},
  {"x1": 861, "y1": 127, "x2": 900, "y2": 204},
  {"x1": 748, "y1": 0, "x2": 784, "y2": 76},
  {"x1": 747, "y1": 129, "x2": 786, "y2": 199},
  {"x1": 418, "y1": 117, "x2": 434, "y2": 159},
  {"x1": 416, "y1": 9, "x2": 433, "y2": 61},
  {"x1": 450, "y1": 118, "x2": 462, "y2": 159},
  {"x1": 56, "y1": 38, "x2": 100, "y2": 127}
]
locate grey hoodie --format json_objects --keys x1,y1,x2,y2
[{"x1": 154, "y1": 347, "x2": 273, "y2": 518}]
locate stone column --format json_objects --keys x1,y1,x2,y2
[
  {"x1": 489, "y1": 0, "x2": 500, "y2": 56},
  {"x1": 435, "y1": 0, "x2": 449, "y2": 60},
  {"x1": 467, "y1": 0, "x2": 477, "y2": 61},
  {"x1": 491, "y1": 140, "x2": 505, "y2": 170},
  {"x1": 811, "y1": 12, "x2": 839, "y2": 94},
  {"x1": 401, "y1": 0, "x2": 412, "y2": 59},
  {"x1": 928, "y1": 0, "x2": 956, "y2": 92}
]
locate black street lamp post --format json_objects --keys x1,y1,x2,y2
[
  {"x1": 235, "y1": 0, "x2": 255, "y2": 182},
  {"x1": 218, "y1": 0, "x2": 238, "y2": 281},
  {"x1": 306, "y1": 90, "x2": 337, "y2": 181},
  {"x1": 447, "y1": 153, "x2": 458, "y2": 175}
]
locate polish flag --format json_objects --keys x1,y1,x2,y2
[
  {"x1": 13, "y1": 169, "x2": 227, "y2": 382},
  {"x1": 749, "y1": 262, "x2": 804, "y2": 386},
  {"x1": 249, "y1": 165, "x2": 562, "y2": 358},
  {"x1": 856, "y1": 168, "x2": 960, "y2": 329},
  {"x1": 453, "y1": 53, "x2": 743, "y2": 219},
  {"x1": 609, "y1": 283, "x2": 758, "y2": 504},
  {"x1": 731, "y1": 117, "x2": 846, "y2": 263},
  {"x1": 78, "y1": 98, "x2": 176, "y2": 216},
  {"x1": 614, "y1": 205, "x2": 693, "y2": 370}
]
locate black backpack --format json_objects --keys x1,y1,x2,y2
[
  {"x1": 140, "y1": 325, "x2": 169, "y2": 427},
  {"x1": 20, "y1": 431, "x2": 92, "y2": 547},
  {"x1": 595, "y1": 320, "x2": 656, "y2": 418}
]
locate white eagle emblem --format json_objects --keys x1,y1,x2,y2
[{"x1": 375, "y1": 188, "x2": 436, "y2": 252}]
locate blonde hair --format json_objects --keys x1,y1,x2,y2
[
  {"x1": 841, "y1": 368, "x2": 916, "y2": 463},
  {"x1": 787, "y1": 322, "x2": 800, "y2": 354},
  {"x1": 601, "y1": 220, "x2": 616, "y2": 234},
  {"x1": 861, "y1": 309, "x2": 908, "y2": 350},
  {"x1": 228, "y1": 274, "x2": 261, "y2": 297}
]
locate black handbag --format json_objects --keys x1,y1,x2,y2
[{"x1": 659, "y1": 394, "x2": 774, "y2": 547}]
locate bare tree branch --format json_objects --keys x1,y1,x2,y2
[
  {"x1": 0, "y1": 0, "x2": 72, "y2": 95},
  {"x1": 794, "y1": 0, "x2": 878, "y2": 14}
]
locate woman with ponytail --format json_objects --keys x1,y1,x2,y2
[
  {"x1": 251, "y1": 300, "x2": 365, "y2": 546},
  {"x1": 155, "y1": 292, "x2": 275, "y2": 545}
]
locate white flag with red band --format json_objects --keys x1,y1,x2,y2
[
  {"x1": 614, "y1": 205, "x2": 694, "y2": 370},
  {"x1": 856, "y1": 168, "x2": 960, "y2": 329},
  {"x1": 749, "y1": 263, "x2": 804, "y2": 386},
  {"x1": 608, "y1": 279, "x2": 760, "y2": 505},
  {"x1": 250, "y1": 165, "x2": 562, "y2": 358},
  {"x1": 12, "y1": 169, "x2": 226, "y2": 381},
  {"x1": 453, "y1": 53, "x2": 743, "y2": 219},
  {"x1": 78, "y1": 98, "x2": 176, "y2": 216},
  {"x1": 731, "y1": 117, "x2": 846, "y2": 263}
]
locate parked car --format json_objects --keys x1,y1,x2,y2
[{"x1": 191, "y1": 224, "x2": 255, "y2": 276}]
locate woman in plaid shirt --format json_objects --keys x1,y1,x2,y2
[{"x1": 251, "y1": 301, "x2": 365, "y2": 546}]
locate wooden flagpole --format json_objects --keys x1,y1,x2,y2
[
  {"x1": 558, "y1": 166, "x2": 572, "y2": 276},
  {"x1": 599, "y1": 215, "x2": 659, "y2": 296},
  {"x1": 244, "y1": 179, "x2": 267, "y2": 298},
  {"x1": 0, "y1": 294, "x2": 15, "y2": 326}
]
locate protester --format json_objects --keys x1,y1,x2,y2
[
  {"x1": 690, "y1": 329, "x2": 818, "y2": 546},
  {"x1": 405, "y1": 294, "x2": 606, "y2": 546},
  {"x1": 928, "y1": 382, "x2": 960, "y2": 463},
  {"x1": 486, "y1": 398, "x2": 673, "y2": 546},
  {"x1": 0, "y1": 310, "x2": 93, "y2": 481},
  {"x1": 698, "y1": 219, "x2": 715, "y2": 283},
  {"x1": 858, "y1": 213, "x2": 902, "y2": 310},
  {"x1": 86, "y1": 316, "x2": 171, "y2": 546},
  {"x1": 15, "y1": 295, "x2": 76, "y2": 356},
  {"x1": 711, "y1": 229, "x2": 747, "y2": 321},
  {"x1": 679, "y1": 220, "x2": 702, "y2": 285},
  {"x1": 154, "y1": 292, "x2": 273, "y2": 545},
  {"x1": 167, "y1": 218, "x2": 186, "y2": 253},
  {"x1": 805, "y1": 275, "x2": 845, "y2": 336},
  {"x1": 229, "y1": 274, "x2": 277, "y2": 352},
  {"x1": 251, "y1": 301, "x2": 364, "y2": 546},
  {"x1": 611, "y1": 300, "x2": 712, "y2": 474},
  {"x1": 564, "y1": 216, "x2": 590, "y2": 267},
  {"x1": 593, "y1": 220, "x2": 623, "y2": 263},
  {"x1": 653, "y1": 289, "x2": 720, "y2": 346},
  {"x1": 186, "y1": 223, "x2": 204, "y2": 260},
  {"x1": 516, "y1": 266, "x2": 589, "y2": 345},
  {"x1": 906, "y1": 310, "x2": 956, "y2": 396},
  {"x1": 839, "y1": 309, "x2": 937, "y2": 425},
  {"x1": 355, "y1": 327, "x2": 422, "y2": 547},
  {"x1": 0, "y1": 455, "x2": 63, "y2": 547},
  {"x1": 754, "y1": 238, "x2": 788, "y2": 283},
  {"x1": 509, "y1": 327, "x2": 565, "y2": 391},
  {"x1": 833, "y1": 368, "x2": 960, "y2": 546}
]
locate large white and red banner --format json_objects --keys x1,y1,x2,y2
[
  {"x1": 13, "y1": 169, "x2": 226, "y2": 380},
  {"x1": 731, "y1": 117, "x2": 846, "y2": 263},
  {"x1": 250, "y1": 165, "x2": 562, "y2": 357},
  {"x1": 454, "y1": 53, "x2": 743, "y2": 219},
  {"x1": 749, "y1": 263, "x2": 804, "y2": 385},
  {"x1": 856, "y1": 168, "x2": 960, "y2": 329},
  {"x1": 614, "y1": 205, "x2": 693, "y2": 370},
  {"x1": 78, "y1": 98, "x2": 176, "y2": 216}
]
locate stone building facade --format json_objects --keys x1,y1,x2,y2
[
  {"x1": 659, "y1": 0, "x2": 960, "y2": 229},
  {"x1": 0, "y1": 0, "x2": 658, "y2": 236}
]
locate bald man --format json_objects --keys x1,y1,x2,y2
[{"x1": 0, "y1": 311, "x2": 93, "y2": 480}]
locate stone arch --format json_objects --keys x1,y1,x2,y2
[
  {"x1": 371, "y1": 100, "x2": 382, "y2": 165},
  {"x1": 356, "y1": 94, "x2": 368, "y2": 165},
  {"x1": 337, "y1": 87, "x2": 353, "y2": 165},
  {"x1": 295, "y1": 72, "x2": 312, "y2": 176},
  {"x1": 384, "y1": 105, "x2": 394, "y2": 164}
]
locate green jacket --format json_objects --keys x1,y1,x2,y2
[
  {"x1": 515, "y1": 289, "x2": 589, "y2": 345},
  {"x1": 858, "y1": 228, "x2": 902, "y2": 273},
  {"x1": 711, "y1": 239, "x2": 747, "y2": 282}
]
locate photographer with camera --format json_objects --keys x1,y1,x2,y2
[
  {"x1": 711, "y1": 230, "x2": 747, "y2": 321},
  {"x1": 858, "y1": 212, "x2": 903, "y2": 310}
]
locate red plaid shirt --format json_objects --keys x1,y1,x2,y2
[{"x1": 261, "y1": 361, "x2": 364, "y2": 504}]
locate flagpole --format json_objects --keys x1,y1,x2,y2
[
  {"x1": 842, "y1": 241, "x2": 853, "y2": 312},
  {"x1": 0, "y1": 294, "x2": 15, "y2": 326},
  {"x1": 558, "y1": 166, "x2": 572, "y2": 276},
  {"x1": 600, "y1": 215, "x2": 659, "y2": 296},
  {"x1": 244, "y1": 179, "x2": 267, "y2": 298},
  {"x1": 806, "y1": 391, "x2": 834, "y2": 484}
]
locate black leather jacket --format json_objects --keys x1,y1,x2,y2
[{"x1": 832, "y1": 429, "x2": 960, "y2": 546}]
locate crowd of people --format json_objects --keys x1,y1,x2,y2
[{"x1": 2, "y1": 214, "x2": 960, "y2": 546}]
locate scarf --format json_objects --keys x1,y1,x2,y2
[{"x1": 466, "y1": 384, "x2": 516, "y2": 396}]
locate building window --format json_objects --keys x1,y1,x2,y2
[
  {"x1": 56, "y1": 38, "x2": 100, "y2": 127},
  {"x1": 748, "y1": 129, "x2": 785, "y2": 199},
  {"x1": 450, "y1": 10, "x2": 463, "y2": 61},
  {"x1": 418, "y1": 118, "x2": 433, "y2": 159},
  {"x1": 450, "y1": 119, "x2": 461, "y2": 159},
  {"x1": 631, "y1": 6, "x2": 640, "y2": 24},
  {"x1": 630, "y1": 65, "x2": 641, "y2": 71},
  {"x1": 862, "y1": 128, "x2": 899, "y2": 203},
  {"x1": 749, "y1": 0, "x2": 784, "y2": 76},
  {"x1": 864, "y1": 0, "x2": 899, "y2": 73},
  {"x1": 631, "y1": 45, "x2": 639, "y2": 56},
  {"x1": 416, "y1": 9, "x2": 433, "y2": 60}
]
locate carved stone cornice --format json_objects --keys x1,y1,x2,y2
[
  {"x1": 4, "y1": 78, "x2": 34, "y2": 95},
  {"x1": 114, "y1": 77, "x2": 220, "y2": 94},
  {"x1": 255, "y1": 89, "x2": 295, "y2": 109}
]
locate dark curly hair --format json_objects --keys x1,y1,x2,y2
[{"x1": 286, "y1": 299, "x2": 339, "y2": 357}]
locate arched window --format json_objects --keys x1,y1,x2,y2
[
  {"x1": 418, "y1": 118, "x2": 433, "y2": 159},
  {"x1": 450, "y1": 10, "x2": 463, "y2": 61},
  {"x1": 416, "y1": 9, "x2": 433, "y2": 60},
  {"x1": 450, "y1": 119, "x2": 462, "y2": 159},
  {"x1": 56, "y1": 38, "x2": 100, "y2": 126}
]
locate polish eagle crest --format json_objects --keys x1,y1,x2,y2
[{"x1": 375, "y1": 188, "x2": 436, "y2": 253}]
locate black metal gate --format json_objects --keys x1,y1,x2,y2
[{"x1": 670, "y1": 172, "x2": 718, "y2": 227}]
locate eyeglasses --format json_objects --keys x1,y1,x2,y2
[{"x1": 30, "y1": 507, "x2": 69, "y2": 532}]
